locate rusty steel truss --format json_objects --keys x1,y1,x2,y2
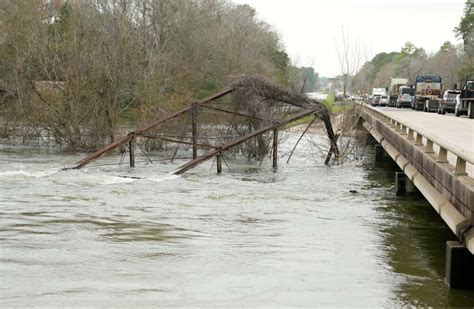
[{"x1": 71, "y1": 86, "x2": 339, "y2": 174}]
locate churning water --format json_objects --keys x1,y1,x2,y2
[{"x1": 1, "y1": 134, "x2": 474, "y2": 306}]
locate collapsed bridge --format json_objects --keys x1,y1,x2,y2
[{"x1": 71, "y1": 76, "x2": 339, "y2": 174}]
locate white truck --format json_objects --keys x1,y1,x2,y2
[
  {"x1": 371, "y1": 88, "x2": 387, "y2": 106},
  {"x1": 388, "y1": 78, "x2": 408, "y2": 107}
]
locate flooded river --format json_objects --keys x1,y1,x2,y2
[{"x1": 1, "y1": 134, "x2": 474, "y2": 306}]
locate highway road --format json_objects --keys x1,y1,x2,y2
[{"x1": 371, "y1": 106, "x2": 474, "y2": 176}]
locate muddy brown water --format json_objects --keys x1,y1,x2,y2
[{"x1": 1, "y1": 134, "x2": 474, "y2": 306}]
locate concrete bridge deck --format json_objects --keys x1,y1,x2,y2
[
  {"x1": 360, "y1": 104, "x2": 474, "y2": 242},
  {"x1": 372, "y1": 107, "x2": 474, "y2": 175},
  {"x1": 359, "y1": 104, "x2": 474, "y2": 288}
]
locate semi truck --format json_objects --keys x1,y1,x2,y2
[
  {"x1": 455, "y1": 78, "x2": 474, "y2": 118},
  {"x1": 413, "y1": 75, "x2": 442, "y2": 112},
  {"x1": 388, "y1": 78, "x2": 408, "y2": 107}
]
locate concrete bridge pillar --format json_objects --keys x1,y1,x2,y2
[
  {"x1": 395, "y1": 172, "x2": 416, "y2": 196},
  {"x1": 365, "y1": 133, "x2": 377, "y2": 146},
  {"x1": 357, "y1": 117, "x2": 365, "y2": 129},
  {"x1": 405, "y1": 176, "x2": 416, "y2": 194},
  {"x1": 446, "y1": 241, "x2": 474, "y2": 289},
  {"x1": 374, "y1": 144, "x2": 384, "y2": 162}
]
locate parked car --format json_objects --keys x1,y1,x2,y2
[
  {"x1": 438, "y1": 90, "x2": 460, "y2": 114},
  {"x1": 379, "y1": 95, "x2": 389, "y2": 106}
]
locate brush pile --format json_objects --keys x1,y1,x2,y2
[{"x1": 211, "y1": 75, "x2": 338, "y2": 159}]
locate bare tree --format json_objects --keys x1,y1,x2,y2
[
  {"x1": 335, "y1": 26, "x2": 361, "y2": 97},
  {"x1": 0, "y1": 0, "x2": 290, "y2": 151}
]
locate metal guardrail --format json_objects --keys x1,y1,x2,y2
[{"x1": 359, "y1": 103, "x2": 473, "y2": 176}]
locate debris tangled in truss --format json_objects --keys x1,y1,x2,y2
[{"x1": 71, "y1": 75, "x2": 339, "y2": 174}]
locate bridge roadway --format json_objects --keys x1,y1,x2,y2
[{"x1": 371, "y1": 106, "x2": 474, "y2": 175}]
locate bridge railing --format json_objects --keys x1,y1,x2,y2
[{"x1": 359, "y1": 103, "x2": 473, "y2": 176}]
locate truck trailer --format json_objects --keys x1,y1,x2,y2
[{"x1": 388, "y1": 77, "x2": 408, "y2": 107}]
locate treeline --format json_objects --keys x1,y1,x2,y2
[
  {"x1": 352, "y1": 1, "x2": 473, "y2": 94},
  {"x1": 352, "y1": 41, "x2": 466, "y2": 94},
  {"x1": 288, "y1": 66, "x2": 319, "y2": 93},
  {"x1": 0, "y1": 0, "x2": 295, "y2": 151}
]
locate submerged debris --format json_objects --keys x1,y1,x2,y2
[
  {"x1": 231, "y1": 75, "x2": 319, "y2": 109},
  {"x1": 226, "y1": 75, "x2": 337, "y2": 159}
]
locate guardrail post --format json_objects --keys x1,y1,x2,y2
[
  {"x1": 425, "y1": 139, "x2": 434, "y2": 153},
  {"x1": 400, "y1": 125, "x2": 407, "y2": 135},
  {"x1": 393, "y1": 122, "x2": 399, "y2": 131},
  {"x1": 454, "y1": 157, "x2": 468, "y2": 176},
  {"x1": 437, "y1": 147, "x2": 448, "y2": 163},
  {"x1": 415, "y1": 133, "x2": 423, "y2": 145}
]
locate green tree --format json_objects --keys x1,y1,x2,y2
[
  {"x1": 439, "y1": 41, "x2": 455, "y2": 53},
  {"x1": 271, "y1": 48, "x2": 290, "y2": 86},
  {"x1": 371, "y1": 52, "x2": 399, "y2": 72},
  {"x1": 288, "y1": 66, "x2": 318, "y2": 93},
  {"x1": 398, "y1": 41, "x2": 426, "y2": 59},
  {"x1": 455, "y1": 0, "x2": 474, "y2": 57}
]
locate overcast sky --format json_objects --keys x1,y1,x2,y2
[{"x1": 231, "y1": 0, "x2": 466, "y2": 77}]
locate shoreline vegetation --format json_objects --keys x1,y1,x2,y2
[{"x1": 0, "y1": 0, "x2": 319, "y2": 152}]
